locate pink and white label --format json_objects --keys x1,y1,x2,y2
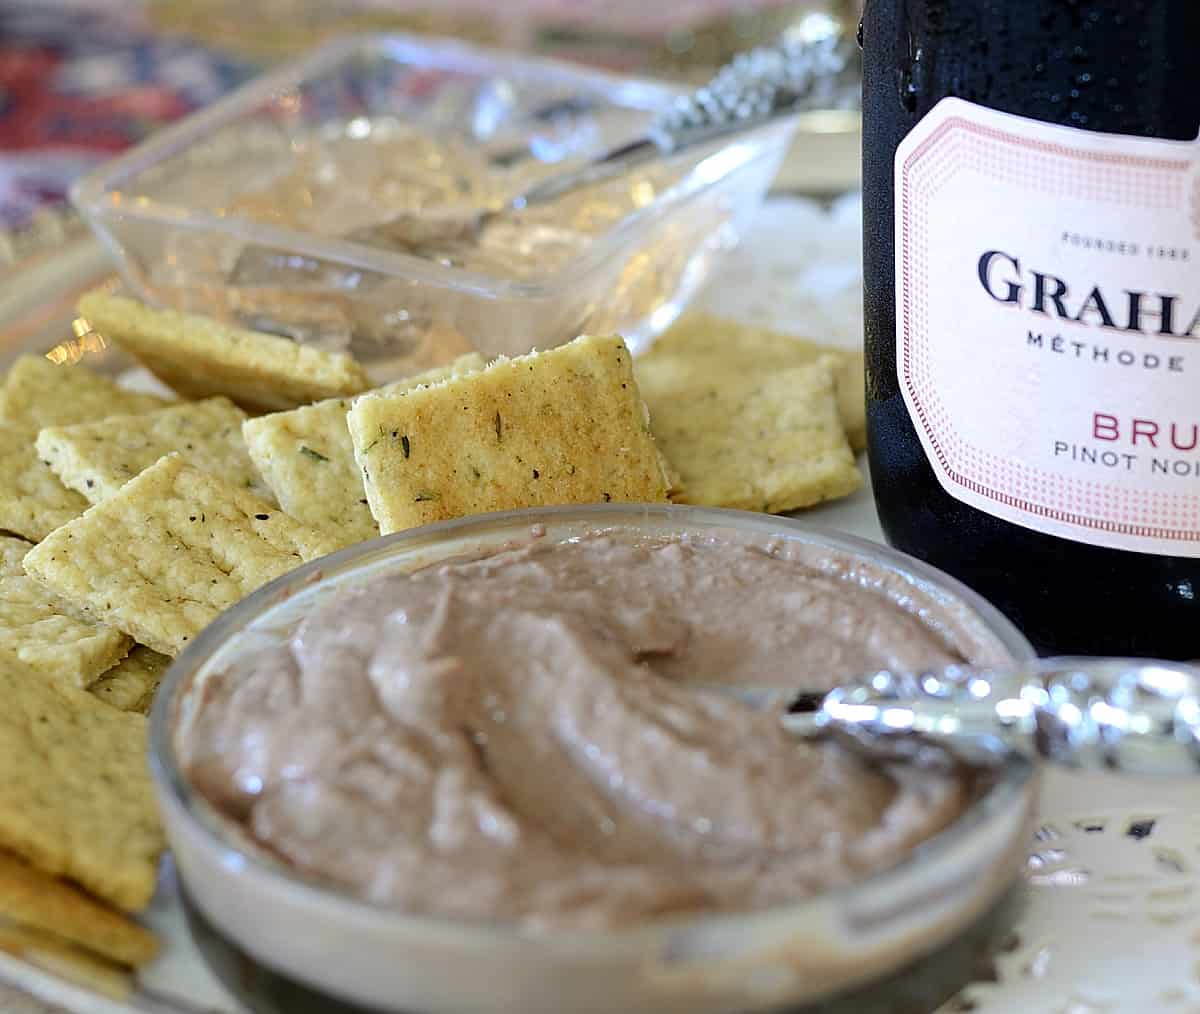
[{"x1": 896, "y1": 97, "x2": 1200, "y2": 557}]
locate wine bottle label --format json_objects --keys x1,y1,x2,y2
[{"x1": 895, "y1": 97, "x2": 1200, "y2": 557}]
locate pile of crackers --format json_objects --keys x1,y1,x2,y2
[{"x1": 0, "y1": 288, "x2": 863, "y2": 994}]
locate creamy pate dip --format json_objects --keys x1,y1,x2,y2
[{"x1": 184, "y1": 533, "x2": 978, "y2": 930}]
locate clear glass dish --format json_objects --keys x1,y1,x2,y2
[
  {"x1": 71, "y1": 34, "x2": 795, "y2": 378},
  {"x1": 150, "y1": 504, "x2": 1038, "y2": 1014}
]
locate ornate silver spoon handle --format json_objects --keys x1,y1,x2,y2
[
  {"x1": 509, "y1": 33, "x2": 861, "y2": 210},
  {"x1": 760, "y1": 657, "x2": 1200, "y2": 777}
]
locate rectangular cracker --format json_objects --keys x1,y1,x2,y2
[
  {"x1": 89, "y1": 646, "x2": 171, "y2": 716},
  {"x1": 243, "y1": 353, "x2": 485, "y2": 547},
  {"x1": 649, "y1": 313, "x2": 867, "y2": 450},
  {"x1": 348, "y1": 335, "x2": 670, "y2": 535},
  {"x1": 0, "y1": 423, "x2": 88, "y2": 541},
  {"x1": 0, "y1": 667, "x2": 164, "y2": 911},
  {"x1": 0, "y1": 924, "x2": 132, "y2": 1000},
  {"x1": 78, "y1": 290, "x2": 369, "y2": 411},
  {"x1": 634, "y1": 355, "x2": 862, "y2": 513},
  {"x1": 0, "y1": 849, "x2": 157, "y2": 966},
  {"x1": 0, "y1": 535, "x2": 130, "y2": 690},
  {"x1": 24, "y1": 454, "x2": 342, "y2": 656},
  {"x1": 37, "y1": 396, "x2": 269, "y2": 504},
  {"x1": 0, "y1": 355, "x2": 170, "y2": 431}
]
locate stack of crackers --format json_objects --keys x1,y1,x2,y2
[{"x1": 0, "y1": 288, "x2": 864, "y2": 996}]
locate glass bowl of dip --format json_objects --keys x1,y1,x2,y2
[
  {"x1": 72, "y1": 34, "x2": 795, "y2": 381},
  {"x1": 150, "y1": 504, "x2": 1037, "y2": 1014}
]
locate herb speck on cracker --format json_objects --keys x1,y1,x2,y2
[
  {"x1": 244, "y1": 353, "x2": 485, "y2": 547},
  {"x1": 635, "y1": 352, "x2": 861, "y2": 513},
  {"x1": 23, "y1": 454, "x2": 341, "y2": 656},
  {"x1": 37, "y1": 396, "x2": 268, "y2": 504},
  {"x1": 347, "y1": 335, "x2": 669, "y2": 534}
]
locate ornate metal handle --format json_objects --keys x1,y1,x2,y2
[
  {"x1": 512, "y1": 31, "x2": 861, "y2": 210},
  {"x1": 776, "y1": 658, "x2": 1200, "y2": 777},
  {"x1": 648, "y1": 33, "x2": 861, "y2": 151}
]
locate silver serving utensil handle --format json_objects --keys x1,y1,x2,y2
[
  {"x1": 508, "y1": 33, "x2": 861, "y2": 211},
  {"x1": 649, "y1": 32, "x2": 861, "y2": 151},
  {"x1": 767, "y1": 657, "x2": 1200, "y2": 777}
]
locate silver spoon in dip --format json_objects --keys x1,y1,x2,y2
[{"x1": 726, "y1": 658, "x2": 1200, "y2": 777}]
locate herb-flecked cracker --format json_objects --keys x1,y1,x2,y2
[
  {"x1": 0, "y1": 535, "x2": 130, "y2": 690},
  {"x1": 0, "y1": 849, "x2": 157, "y2": 966},
  {"x1": 77, "y1": 290, "x2": 369, "y2": 412},
  {"x1": 0, "y1": 667, "x2": 164, "y2": 911},
  {"x1": 37, "y1": 396, "x2": 269, "y2": 504},
  {"x1": 89, "y1": 646, "x2": 170, "y2": 716},
  {"x1": 635, "y1": 355, "x2": 862, "y2": 512},
  {"x1": 649, "y1": 313, "x2": 867, "y2": 450},
  {"x1": 0, "y1": 423, "x2": 88, "y2": 541},
  {"x1": 244, "y1": 353, "x2": 485, "y2": 547},
  {"x1": 348, "y1": 335, "x2": 670, "y2": 535},
  {"x1": 24, "y1": 454, "x2": 342, "y2": 656},
  {"x1": 0, "y1": 355, "x2": 169, "y2": 431}
]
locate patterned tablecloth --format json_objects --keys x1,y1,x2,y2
[{"x1": 0, "y1": 0, "x2": 252, "y2": 243}]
